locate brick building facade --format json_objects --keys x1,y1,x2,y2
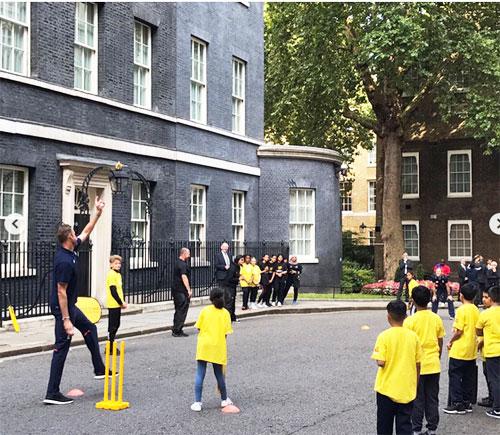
[{"x1": 0, "y1": 2, "x2": 343, "y2": 299}]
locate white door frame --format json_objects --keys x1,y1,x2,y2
[{"x1": 60, "y1": 162, "x2": 113, "y2": 304}]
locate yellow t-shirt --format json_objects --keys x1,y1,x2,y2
[
  {"x1": 105, "y1": 269, "x2": 124, "y2": 309},
  {"x1": 252, "y1": 265, "x2": 262, "y2": 286},
  {"x1": 408, "y1": 279, "x2": 419, "y2": 299},
  {"x1": 449, "y1": 303, "x2": 480, "y2": 360},
  {"x1": 371, "y1": 327, "x2": 421, "y2": 404},
  {"x1": 404, "y1": 310, "x2": 445, "y2": 375},
  {"x1": 476, "y1": 306, "x2": 500, "y2": 358},
  {"x1": 195, "y1": 305, "x2": 233, "y2": 365},
  {"x1": 240, "y1": 263, "x2": 254, "y2": 287}
]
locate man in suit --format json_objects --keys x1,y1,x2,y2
[
  {"x1": 458, "y1": 258, "x2": 468, "y2": 289},
  {"x1": 396, "y1": 252, "x2": 413, "y2": 301},
  {"x1": 214, "y1": 242, "x2": 231, "y2": 287}
]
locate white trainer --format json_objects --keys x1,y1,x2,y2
[
  {"x1": 277, "y1": 302, "x2": 282, "y2": 307},
  {"x1": 221, "y1": 398, "x2": 233, "y2": 408},
  {"x1": 191, "y1": 402, "x2": 202, "y2": 412},
  {"x1": 271, "y1": 302, "x2": 276, "y2": 306}
]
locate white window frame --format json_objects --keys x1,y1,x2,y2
[
  {"x1": 402, "y1": 220, "x2": 420, "y2": 261},
  {"x1": 190, "y1": 37, "x2": 207, "y2": 124},
  {"x1": 367, "y1": 145, "x2": 376, "y2": 167},
  {"x1": 133, "y1": 20, "x2": 151, "y2": 109},
  {"x1": 74, "y1": 2, "x2": 98, "y2": 94},
  {"x1": 232, "y1": 58, "x2": 245, "y2": 134},
  {"x1": 447, "y1": 150, "x2": 472, "y2": 198},
  {"x1": 448, "y1": 220, "x2": 472, "y2": 262},
  {"x1": 189, "y1": 185, "x2": 206, "y2": 243},
  {"x1": 0, "y1": 1, "x2": 30, "y2": 76},
  {"x1": 130, "y1": 180, "x2": 152, "y2": 268},
  {"x1": 368, "y1": 180, "x2": 376, "y2": 213},
  {"x1": 289, "y1": 188, "x2": 316, "y2": 262},
  {"x1": 231, "y1": 190, "x2": 245, "y2": 246},
  {"x1": 0, "y1": 164, "x2": 31, "y2": 277},
  {"x1": 340, "y1": 180, "x2": 352, "y2": 213},
  {"x1": 401, "y1": 152, "x2": 419, "y2": 199}
]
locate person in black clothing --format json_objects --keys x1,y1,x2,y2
[
  {"x1": 223, "y1": 255, "x2": 244, "y2": 322},
  {"x1": 396, "y1": 252, "x2": 413, "y2": 301},
  {"x1": 487, "y1": 261, "x2": 499, "y2": 288},
  {"x1": 257, "y1": 254, "x2": 272, "y2": 307},
  {"x1": 282, "y1": 255, "x2": 303, "y2": 304},
  {"x1": 467, "y1": 255, "x2": 487, "y2": 305},
  {"x1": 172, "y1": 247, "x2": 192, "y2": 337},
  {"x1": 272, "y1": 254, "x2": 287, "y2": 306},
  {"x1": 431, "y1": 268, "x2": 455, "y2": 319},
  {"x1": 458, "y1": 259, "x2": 469, "y2": 287},
  {"x1": 44, "y1": 197, "x2": 107, "y2": 405}
]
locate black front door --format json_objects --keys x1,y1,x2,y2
[{"x1": 73, "y1": 214, "x2": 91, "y2": 297}]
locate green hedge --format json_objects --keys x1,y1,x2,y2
[{"x1": 341, "y1": 259, "x2": 376, "y2": 292}]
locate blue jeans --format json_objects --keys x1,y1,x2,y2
[
  {"x1": 46, "y1": 305, "x2": 105, "y2": 396},
  {"x1": 194, "y1": 360, "x2": 227, "y2": 402}
]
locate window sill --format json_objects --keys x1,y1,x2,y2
[
  {"x1": 129, "y1": 260, "x2": 158, "y2": 270},
  {"x1": 447, "y1": 193, "x2": 472, "y2": 198},
  {"x1": 448, "y1": 256, "x2": 472, "y2": 262},
  {"x1": 408, "y1": 256, "x2": 420, "y2": 262},
  {"x1": 296, "y1": 257, "x2": 319, "y2": 264},
  {"x1": 1, "y1": 267, "x2": 37, "y2": 279},
  {"x1": 402, "y1": 194, "x2": 419, "y2": 199}
]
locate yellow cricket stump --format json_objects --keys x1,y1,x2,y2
[{"x1": 96, "y1": 341, "x2": 130, "y2": 411}]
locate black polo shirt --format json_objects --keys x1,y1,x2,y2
[
  {"x1": 173, "y1": 258, "x2": 191, "y2": 294},
  {"x1": 432, "y1": 275, "x2": 448, "y2": 292},
  {"x1": 50, "y1": 238, "x2": 81, "y2": 309}
]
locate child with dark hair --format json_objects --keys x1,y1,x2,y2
[
  {"x1": 372, "y1": 300, "x2": 421, "y2": 435},
  {"x1": 404, "y1": 286, "x2": 445, "y2": 435},
  {"x1": 444, "y1": 283, "x2": 480, "y2": 414},
  {"x1": 405, "y1": 271, "x2": 418, "y2": 315},
  {"x1": 477, "y1": 288, "x2": 494, "y2": 408},
  {"x1": 476, "y1": 286, "x2": 500, "y2": 419},
  {"x1": 191, "y1": 288, "x2": 234, "y2": 412}
]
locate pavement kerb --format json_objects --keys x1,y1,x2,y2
[{"x1": 0, "y1": 304, "x2": 386, "y2": 359}]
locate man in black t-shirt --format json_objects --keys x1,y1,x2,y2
[
  {"x1": 44, "y1": 197, "x2": 106, "y2": 405},
  {"x1": 431, "y1": 268, "x2": 455, "y2": 319},
  {"x1": 172, "y1": 247, "x2": 192, "y2": 337}
]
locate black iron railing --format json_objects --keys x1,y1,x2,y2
[{"x1": 0, "y1": 240, "x2": 289, "y2": 324}]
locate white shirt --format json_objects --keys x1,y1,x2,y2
[{"x1": 222, "y1": 252, "x2": 229, "y2": 267}]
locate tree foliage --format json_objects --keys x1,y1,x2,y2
[
  {"x1": 265, "y1": 2, "x2": 500, "y2": 155},
  {"x1": 265, "y1": 2, "x2": 499, "y2": 278}
]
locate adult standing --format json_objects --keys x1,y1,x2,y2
[
  {"x1": 172, "y1": 247, "x2": 192, "y2": 337},
  {"x1": 272, "y1": 254, "x2": 287, "y2": 307},
  {"x1": 223, "y1": 255, "x2": 244, "y2": 322},
  {"x1": 282, "y1": 256, "x2": 302, "y2": 305},
  {"x1": 214, "y1": 242, "x2": 231, "y2": 287},
  {"x1": 44, "y1": 197, "x2": 107, "y2": 405},
  {"x1": 458, "y1": 259, "x2": 469, "y2": 289},
  {"x1": 397, "y1": 252, "x2": 413, "y2": 301},
  {"x1": 467, "y1": 255, "x2": 487, "y2": 305}
]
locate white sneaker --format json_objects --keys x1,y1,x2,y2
[
  {"x1": 221, "y1": 398, "x2": 233, "y2": 408},
  {"x1": 191, "y1": 402, "x2": 202, "y2": 411},
  {"x1": 277, "y1": 302, "x2": 282, "y2": 307},
  {"x1": 271, "y1": 302, "x2": 276, "y2": 306}
]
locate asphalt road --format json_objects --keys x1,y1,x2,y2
[{"x1": 0, "y1": 311, "x2": 497, "y2": 435}]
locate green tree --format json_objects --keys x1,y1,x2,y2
[{"x1": 265, "y1": 2, "x2": 500, "y2": 278}]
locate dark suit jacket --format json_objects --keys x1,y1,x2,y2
[
  {"x1": 398, "y1": 259, "x2": 413, "y2": 274},
  {"x1": 458, "y1": 265, "x2": 468, "y2": 286},
  {"x1": 214, "y1": 251, "x2": 230, "y2": 281}
]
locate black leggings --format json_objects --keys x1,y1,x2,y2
[
  {"x1": 282, "y1": 277, "x2": 300, "y2": 302},
  {"x1": 258, "y1": 283, "x2": 271, "y2": 304},
  {"x1": 108, "y1": 307, "x2": 121, "y2": 344},
  {"x1": 272, "y1": 277, "x2": 284, "y2": 302}
]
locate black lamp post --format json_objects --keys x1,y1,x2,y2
[{"x1": 77, "y1": 162, "x2": 152, "y2": 217}]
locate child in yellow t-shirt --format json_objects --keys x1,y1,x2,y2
[
  {"x1": 191, "y1": 288, "x2": 234, "y2": 412},
  {"x1": 105, "y1": 255, "x2": 127, "y2": 348},
  {"x1": 403, "y1": 286, "x2": 445, "y2": 435},
  {"x1": 444, "y1": 284, "x2": 479, "y2": 414},
  {"x1": 476, "y1": 286, "x2": 500, "y2": 419},
  {"x1": 372, "y1": 300, "x2": 421, "y2": 435},
  {"x1": 477, "y1": 288, "x2": 494, "y2": 408},
  {"x1": 406, "y1": 271, "x2": 419, "y2": 315}
]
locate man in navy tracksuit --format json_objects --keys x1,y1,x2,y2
[{"x1": 44, "y1": 197, "x2": 107, "y2": 405}]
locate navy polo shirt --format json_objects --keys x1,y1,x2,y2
[{"x1": 50, "y1": 238, "x2": 81, "y2": 309}]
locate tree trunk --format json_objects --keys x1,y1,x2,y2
[
  {"x1": 380, "y1": 131, "x2": 405, "y2": 280},
  {"x1": 374, "y1": 135, "x2": 386, "y2": 279}
]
